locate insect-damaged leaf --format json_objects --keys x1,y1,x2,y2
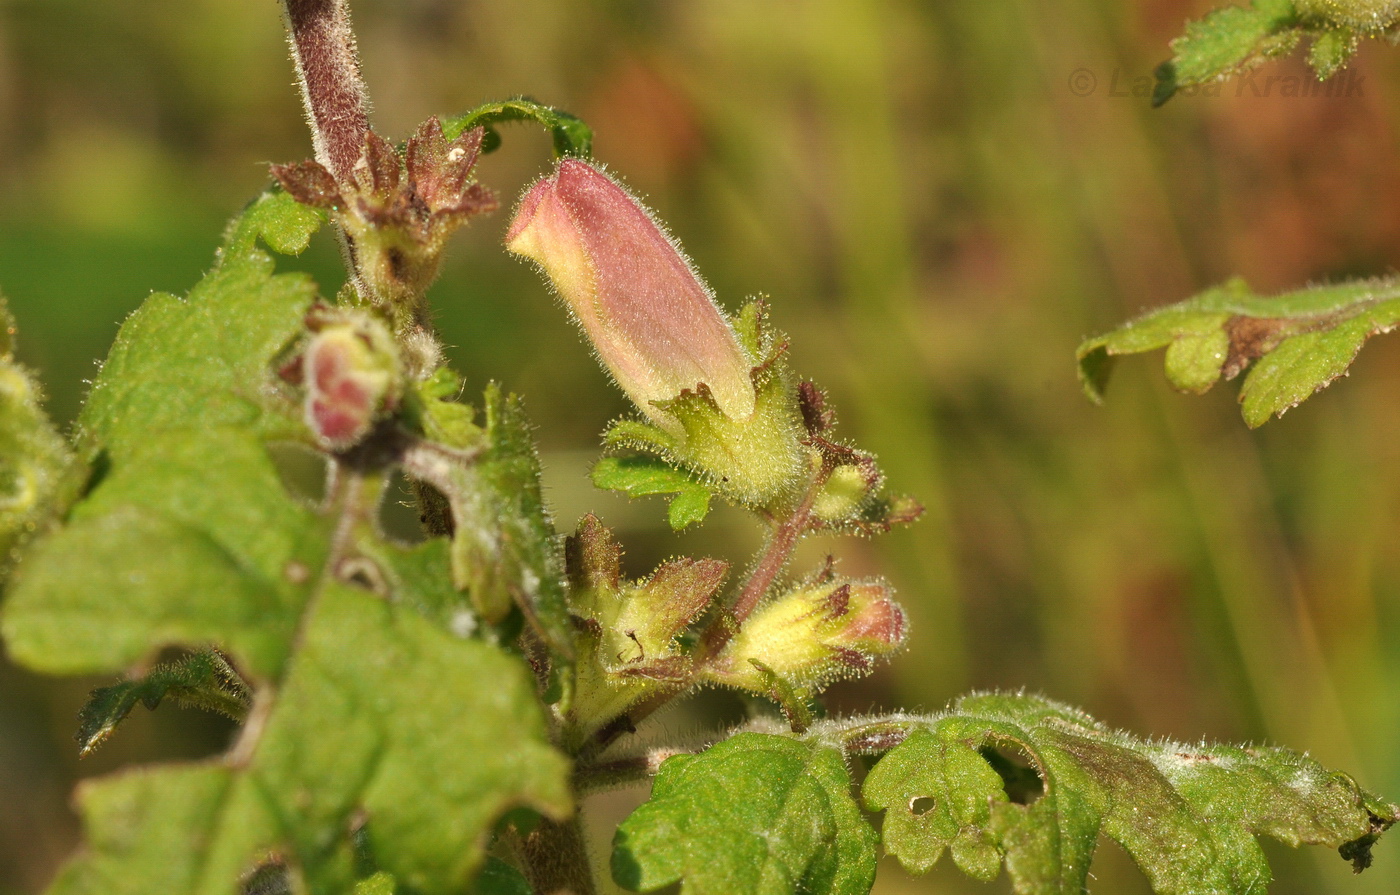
[
  {"x1": 862, "y1": 693, "x2": 1396, "y2": 895},
  {"x1": 1077, "y1": 276, "x2": 1400, "y2": 427}
]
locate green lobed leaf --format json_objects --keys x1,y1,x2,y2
[
  {"x1": 469, "y1": 857, "x2": 536, "y2": 895},
  {"x1": 861, "y1": 693, "x2": 1397, "y2": 894},
  {"x1": 612, "y1": 732, "x2": 878, "y2": 895},
  {"x1": 2, "y1": 190, "x2": 573, "y2": 894},
  {"x1": 0, "y1": 295, "x2": 80, "y2": 575},
  {"x1": 417, "y1": 383, "x2": 572, "y2": 653},
  {"x1": 591, "y1": 454, "x2": 714, "y2": 530},
  {"x1": 77, "y1": 191, "x2": 324, "y2": 458},
  {"x1": 442, "y1": 97, "x2": 593, "y2": 158},
  {"x1": 1151, "y1": 0, "x2": 1397, "y2": 106},
  {"x1": 48, "y1": 584, "x2": 571, "y2": 895},
  {"x1": 1077, "y1": 276, "x2": 1400, "y2": 427},
  {"x1": 76, "y1": 649, "x2": 251, "y2": 757}
]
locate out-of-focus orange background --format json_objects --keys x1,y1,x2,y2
[{"x1": 3, "y1": 1, "x2": 1400, "y2": 892}]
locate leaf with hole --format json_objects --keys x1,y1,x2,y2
[{"x1": 862, "y1": 693, "x2": 1397, "y2": 894}]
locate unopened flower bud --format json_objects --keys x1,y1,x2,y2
[
  {"x1": 563, "y1": 515, "x2": 729, "y2": 749},
  {"x1": 704, "y1": 579, "x2": 907, "y2": 693},
  {"x1": 813, "y1": 461, "x2": 880, "y2": 523},
  {"x1": 295, "y1": 311, "x2": 402, "y2": 452},
  {"x1": 506, "y1": 159, "x2": 757, "y2": 425}
]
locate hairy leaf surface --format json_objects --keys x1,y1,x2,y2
[
  {"x1": 76, "y1": 649, "x2": 251, "y2": 757},
  {"x1": 1153, "y1": 0, "x2": 1398, "y2": 105},
  {"x1": 591, "y1": 454, "x2": 714, "y2": 530},
  {"x1": 0, "y1": 296, "x2": 79, "y2": 573},
  {"x1": 1077, "y1": 276, "x2": 1400, "y2": 427},
  {"x1": 612, "y1": 733, "x2": 878, "y2": 895},
  {"x1": 1, "y1": 188, "x2": 570, "y2": 894},
  {"x1": 862, "y1": 693, "x2": 1396, "y2": 894},
  {"x1": 443, "y1": 97, "x2": 593, "y2": 158}
]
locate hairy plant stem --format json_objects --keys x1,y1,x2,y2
[
  {"x1": 516, "y1": 815, "x2": 598, "y2": 895},
  {"x1": 281, "y1": 0, "x2": 369, "y2": 182},
  {"x1": 573, "y1": 715, "x2": 922, "y2": 796},
  {"x1": 699, "y1": 450, "x2": 834, "y2": 657},
  {"x1": 573, "y1": 746, "x2": 693, "y2": 796},
  {"x1": 280, "y1": 0, "x2": 380, "y2": 309}
]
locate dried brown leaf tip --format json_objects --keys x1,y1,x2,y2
[
  {"x1": 1221, "y1": 316, "x2": 1299, "y2": 380},
  {"x1": 271, "y1": 117, "x2": 499, "y2": 316}
]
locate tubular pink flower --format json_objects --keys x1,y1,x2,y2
[{"x1": 507, "y1": 159, "x2": 756, "y2": 423}]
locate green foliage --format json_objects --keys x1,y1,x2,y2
[
  {"x1": 1152, "y1": 0, "x2": 1400, "y2": 105},
  {"x1": 614, "y1": 695, "x2": 1395, "y2": 895},
  {"x1": 442, "y1": 97, "x2": 593, "y2": 158},
  {"x1": 591, "y1": 455, "x2": 714, "y2": 530},
  {"x1": 76, "y1": 649, "x2": 251, "y2": 757},
  {"x1": 407, "y1": 382, "x2": 574, "y2": 653},
  {"x1": 48, "y1": 584, "x2": 570, "y2": 895},
  {"x1": 1, "y1": 190, "x2": 571, "y2": 893},
  {"x1": 468, "y1": 858, "x2": 535, "y2": 895},
  {"x1": 1077, "y1": 276, "x2": 1400, "y2": 427},
  {"x1": 863, "y1": 693, "x2": 1396, "y2": 894},
  {"x1": 612, "y1": 733, "x2": 879, "y2": 895},
  {"x1": 0, "y1": 296, "x2": 79, "y2": 574}
]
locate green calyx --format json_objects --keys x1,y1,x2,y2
[
  {"x1": 602, "y1": 301, "x2": 807, "y2": 511},
  {"x1": 563, "y1": 515, "x2": 727, "y2": 747}
]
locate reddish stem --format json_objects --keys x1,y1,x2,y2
[
  {"x1": 700, "y1": 457, "x2": 831, "y2": 657},
  {"x1": 282, "y1": 0, "x2": 370, "y2": 181}
]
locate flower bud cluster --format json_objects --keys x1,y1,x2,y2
[
  {"x1": 562, "y1": 515, "x2": 908, "y2": 745},
  {"x1": 564, "y1": 515, "x2": 726, "y2": 747},
  {"x1": 273, "y1": 118, "x2": 497, "y2": 325}
]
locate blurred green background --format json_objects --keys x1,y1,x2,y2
[{"x1": 3, "y1": 0, "x2": 1400, "y2": 892}]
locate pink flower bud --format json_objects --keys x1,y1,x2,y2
[
  {"x1": 296, "y1": 312, "x2": 402, "y2": 452},
  {"x1": 506, "y1": 160, "x2": 756, "y2": 423}
]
